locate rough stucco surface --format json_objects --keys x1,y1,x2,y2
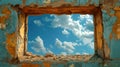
[{"x1": 0, "y1": 0, "x2": 120, "y2": 67}]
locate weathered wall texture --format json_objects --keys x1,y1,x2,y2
[{"x1": 0, "y1": 0, "x2": 120, "y2": 67}]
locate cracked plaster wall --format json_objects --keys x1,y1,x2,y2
[{"x1": 0, "y1": 0, "x2": 120, "y2": 67}]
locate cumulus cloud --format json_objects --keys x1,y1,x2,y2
[
  {"x1": 33, "y1": 20, "x2": 43, "y2": 26},
  {"x1": 47, "y1": 48, "x2": 53, "y2": 54},
  {"x1": 52, "y1": 14, "x2": 94, "y2": 50},
  {"x1": 89, "y1": 42, "x2": 94, "y2": 49},
  {"x1": 55, "y1": 38, "x2": 78, "y2": 53},
  {"x1": 65, "y1": 48, "x2": 74, "y2": 53},
  {"x1": 44, "y1": 17, "x2": 52, "y2": 22},
  {"x1": 82, "y1": 38, "x2": 93, "y2": 45},
  {"x1": 61, "y1": 52, "x2": 67, "y2": 56},
  {"x1": 28, "y1": 36, "x2": 54, "y2": 55},
  {"x1": 75, "y1": 52, "x2": 80, "y2": 55},
  {"x1": 82, "y1": 37, "x2": 94, "y2": 50},
  {"x1": 51, "y1": 14, "x2": 94, "y2": 38},
  {"x1": 84, "y1": 20, "x2": 94, "y2": 31},
  {"x1": 83, "y1": 52, "x2": 89, "y2": 55},
  {"x1": 29, "y1": 14, "x2": 94, "y2": 55},
  {"x1": 29, "y1": 36, "x2": 46, "y2": 53},
  {"x1": 51, "y1": 14, "x2": 72, "y2": 28},
  {"x1": 63, "y1": 41, "x2": 76, "y2": 50},
  {"x1": 79, "y1": 14, "x2": 93, "y2": 20},
  {"x1": 62, "y1": 29, "x2": 69, "y2": 35},
  {"x1": 55, "y1": 38, "x2": 63, "y2": 48}
]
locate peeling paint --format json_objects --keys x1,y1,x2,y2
[
  {"x1": 6, "y1": 33, "x2": 17, "y2": 57},
  {"x1": 0, "y1": 7, "x2": 11, "y2": 29},
  {"x1": 102, "y1": 9, "x2": 117, "y2": 46},
  {"x1": 43, "y1": 62, "x2": 51, "y2": 67},
  {"x1": 111, "y1": 10, "x2": 120, "y2": 40},
  {"x1": 22, "y1": 64, "x2": 39, "y2": 67},
  {"x1": 0, "y1": 0, "x2": 120, "y2": 67}
]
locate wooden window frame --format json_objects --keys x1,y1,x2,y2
[{"x1": 17, "y1": 6, "x2": 103, "y2": 62}]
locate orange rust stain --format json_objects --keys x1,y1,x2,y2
[
  {"x1": 0, "y1": 7, "x2": 11, "y2": 23},
  {"x1": 109, "y1": 33, "x2": 113, "y2": 40},
  {"x1": 86, "y1": 0, "x2": 91, "y2": 6},
  {"x1": 43, "y1": 62, "x2": 51, "y2": 67},
  {"x1": 7, "y1": 46, "x2": 16, "y2": 57},
  {"x1": 110, "y1": 10, "x2": 120, "y2": 39},
  {"x1": 0, "y1": 16, "x2": 6, "y2": 23},
  {"x1": 103, "y1": 0, "x2": 118, "y2": 7},
  {"x1": 2, "y1": 7, "x2": 11, "y2": 19},
  {"x1": 22, "y1": 0, "x2": 26, "y2": 6},
  {"x1": 0, "y1": 16, "x2": 6, "y2": 29},
  {"x1": 0, "y1": 7, "x2": 11, "y2": 29},
  {"x1": 2, "y1": 7, "x2": 11, "y2": 15},
  {"x1": 6, "y1": 33, "x2": 17, "y2": 57},
  {"x1": 22, "y1": 64, "x2": 39, "y2": 67}
]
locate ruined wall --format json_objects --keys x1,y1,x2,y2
[{"x1": 0, "y1": 0, "x2": 120, "y2": 67}]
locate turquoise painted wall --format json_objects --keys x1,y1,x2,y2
[{"x1": 0, "y1": 0, "x2": 120, "y2": 67}]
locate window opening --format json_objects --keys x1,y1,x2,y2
[{"x1": 27, "y1": 14, "x2": 94, "y2": 56}]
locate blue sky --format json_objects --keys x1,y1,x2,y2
[{"x1": 27, "y1": 14, "x2": 94, "y2": 56}]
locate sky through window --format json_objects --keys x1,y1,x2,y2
[{"x1": 27, "y1": 14, "x2": 94, "y2": 56}]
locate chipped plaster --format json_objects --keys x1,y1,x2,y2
[{"x1": 0, "y1": 0, "x2": 120, "y2": 67}]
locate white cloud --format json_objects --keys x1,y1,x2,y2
[
  {"x1": 44, "y1": 17, "x2": 52, "y2": 22},
  {"x1": 61, "y1": 52, "x2": 67, "y2": 56},
  {"x1": 55, "y1": 38, "x2": 78, "y2": 53},
  {"x1": 79, "y1": 14, "x2": 93, "y2": 20},
  {"x1": 28, "y1": 36, "x2": 47, "y2": 54},
  {"x1": 75, "y1": 52, "x2": 80, "y2": 55},
  {"x1": 83, "y1": 52, "x2": 89, "y2": 55},
  {"x1": 62, "y1": 29, "x2": 69, "y2": 35},
  {"x1": 84, "y1": 19, "x2": 94, "y2": 31},
  {"x1": 33, "y1": 20, "x2": 43, "y2": 26},
  {"x1": 89, "y1": 42, "x2": 94, "y2": 49},
  {"x1": 47, "y1": 49, "x2": 53, "y2": 54},
  {"x1": 63, "y1": 41, "x2": 75, "y2": 50},
  {"x1": 31, "y1": 47, "x2": 39, "y2": 53},
  {"x1": 82, "y1": 38, "x2": 93, "y2": 45},
  {"x1": 29, "y1": 36, "x2": 54, "y2": 55},
  {"x1": 82, "y1": 37, "x2": 94, "y2": 50},
  {"x1": 29, "y1": 14, "x2": 95, "y2": 55},
  {"x1": 55, "y1": 38, "x2": 63, "y2": 48},
  {"x1": 35, "y1": 36, "x2": 46, "y2": 52},
  {"x1": 28, "y1": 36, "x2": 46, "y2": 54},
  {"x1": 65, "y1": 48, "x2": 74, "y2": 53},
  {"x1": 51, "y1": 14, "x2": 94, "y2": 39},
  {"x1": 51, "y1": 14, "x2": 94, "y2": 51}
]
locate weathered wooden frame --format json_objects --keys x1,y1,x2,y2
[{"x1": 17, "y1": 6, "x2": 104, "y2": 62}]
